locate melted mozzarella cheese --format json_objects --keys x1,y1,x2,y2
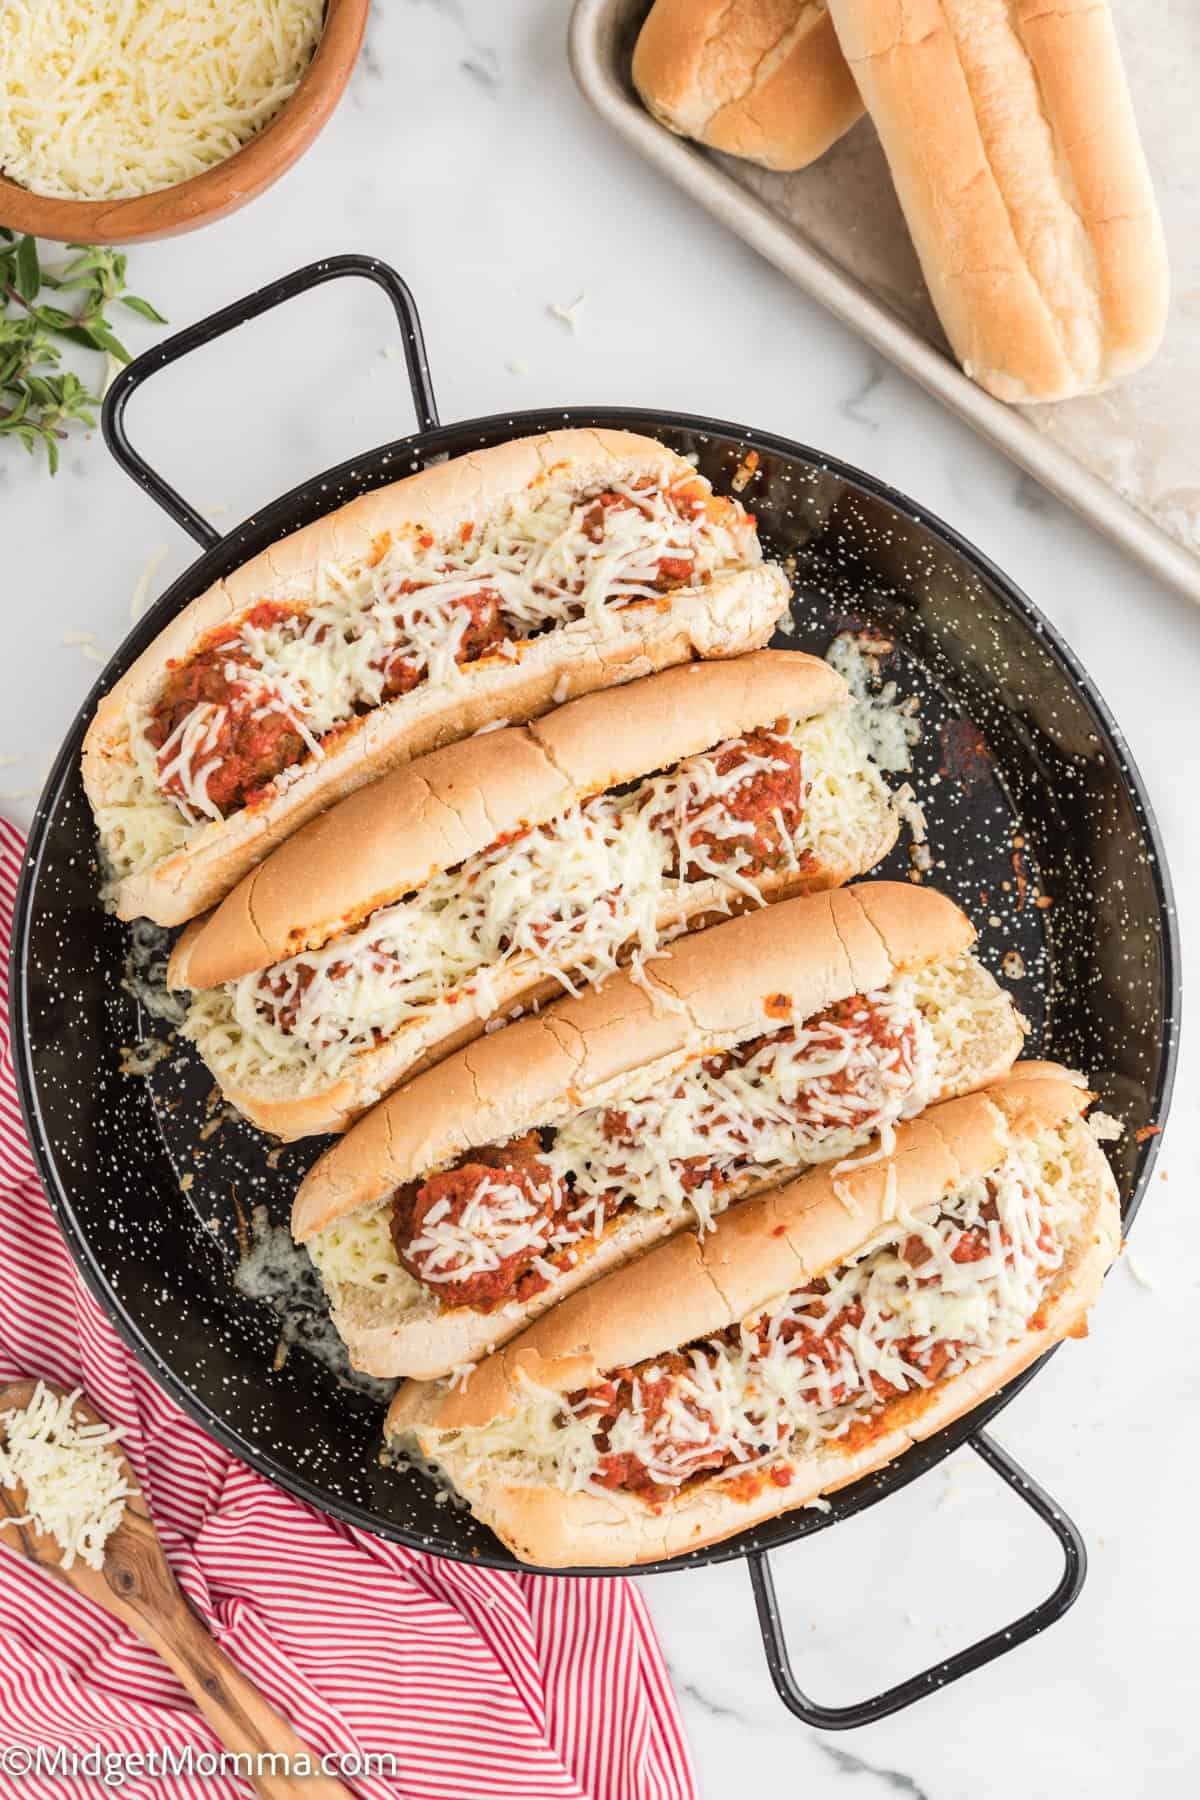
[{"x1": 306, "y1": 1207, "x2": 424, "y2": 1311}]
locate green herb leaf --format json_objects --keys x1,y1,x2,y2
[
  {"x1": 31, "y1": 304, "x2": 77, "y2": 333},
  {"x1": 1, "y1": 236, "x2": 164, "y2": 475},
  {"x1": 0, "y1": 389, "x2": 29, "y2": 426},
  {"x1": 14, "y1": 235, "x2": 40, "y2": 304},
  {"x1": 55, "y1": 320, "x2": 131, "y2": 361},
  {"x1": 119, "y1": 293, "x2": 169, "y2": 325}
]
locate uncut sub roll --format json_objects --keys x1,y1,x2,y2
[
  {"x1": 295, "y1": 881, "x2": 1025, "y2": 1379},
  {"x1": 83, "y1": 429, "x2": 790, "y2": 927},
  {"x1": 170, "y1": 651, "x2": 904, "y2": 1139},
  {"x1": 827, "y1": 0, "x2": 1168, "y2": 402},
  {"x1": 633, "y1": 0, "x2": 863, "y2": 172},
  {"x1": 386, "y1": 1067, "x2": 1121, "y2": 1567}
]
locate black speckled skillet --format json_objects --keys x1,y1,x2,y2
[{"x1": 9, "y1": 258, "x2": 1180, "y2": 1728}]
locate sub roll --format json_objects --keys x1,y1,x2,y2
[
  {"x1": 170, "y1": 652, "x2": 903, "y2": 1138},
  {"x1": 827, "y1": 0, "x2": 1168, "y2": 401},
  {"x1": 386, "y1": 1067, "x2": 1121, "y2": 1567},
  {"x1": 632, "y1": 0, "x2": 863, "y2": 173},
  {"x1": 294, "y1": 882, "x2": 1025, "y2": 1379},
  {"x1": 84, "y1": 429, "x2": 790, "y2": 926}
]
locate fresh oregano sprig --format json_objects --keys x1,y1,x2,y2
[{"x1": 0, "y1": 232, "x2": 166, "y2": 474}]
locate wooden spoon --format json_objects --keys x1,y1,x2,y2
[{"x1": 0, "y1": 1380, "x2": 353, "y2": 1797}]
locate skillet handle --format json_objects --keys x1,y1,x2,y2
[
  {"x1": 746, "y1": 1431, "x2": 1086, "y2": 1730},
  {"x1": 101, "y1": 254, "x2": 440, "y2": 549}
]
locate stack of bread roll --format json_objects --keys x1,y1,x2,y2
[{"x1": 632, "y1": 0, "x2": 1168, "y2": 404}]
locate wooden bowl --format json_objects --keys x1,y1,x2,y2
[{"x1": 0, "y1": 0, "x2": 368, "y2": 244}]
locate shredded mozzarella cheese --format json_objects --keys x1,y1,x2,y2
[
  {"x1": 185, "y1": 708, "x2": 892, "y2": 1095},
  {"x1": 551, "y1": 989, "x2": 936, "y2": 1234},
  {"x1": 0, "y1": 0, "x2": 325, "y2": 201},
  {"x1": 0, "y1": 1383, "x2": 132, "y2": 1571},
  {"x1": 825, "y1": 631, "x2": 921, "y2": 774},
  {"x1": 407, "y1": 1174, "x2": 565, "y2": 1289},
  {"x1": 309, "y1": 956, "x2": 1009, "y2": 1323},
  {"x1": 98, "y1": 472, "x2": 761, "y2": 888}
]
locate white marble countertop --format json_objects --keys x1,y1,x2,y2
[{"x1": 4, "y1": 3, "x2": 1197, "y2": 1795}]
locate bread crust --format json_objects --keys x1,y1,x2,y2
[
  {"x1": 633, "y1": 0, "x2": 863, "y2": 172},
  {"x1": 828, "y1": 0, "x2": 1168, "y2": 402},
  {"x1": 294, "y1": 880, "x2": 977, "y2": 1241},
  {"x1": 386, "y1": 1079, "x2": 1119, "y2": 1566},
  {"x1": 170, "y1": 651, "x2": 846, "y2": 990},
  {"x1": 83, "y1": 429, "x2": 789, "y2": 926}
]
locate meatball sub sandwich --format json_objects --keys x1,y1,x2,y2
[
  {"x1": 170, "y1": 652, "x2": 904, "y2": 1138},
  {"x1": 294, "y1": 882, "x2": 1025, "y2": 1379},
  {"x1": 386, "y1": 1066, "x2": 1121, "y2": 1566},
  {"x1": 84, "y1": 429, "x2": 790, "y2": 926}
]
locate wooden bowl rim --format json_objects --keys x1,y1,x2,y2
[{"x1": 0, "y1": 0, "x2": 368, "y2": 244}]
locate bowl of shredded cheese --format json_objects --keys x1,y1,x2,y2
[{"x1": 0, "y1": 0, "x2": 367, "y2": 240}]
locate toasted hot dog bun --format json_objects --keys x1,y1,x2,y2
[
  {"x1": 633, "y1": 0, "x2": 863, "y2": 172},
  {"x1": 84, "y1": 429, "x2": 790, "y2": 927},
  {"x1": 828, "y1": 0, "x2": 1168, "y2": 402},
  {"x1": 387, "y1": 1068, "x2": 1121, "y2": 1567},
  {"x1": 170, "y1": 652, "x2": 846, "y2": 990},
  {"x1": 298, "y1": 882, "x2": 1025, "y2": 1379}
]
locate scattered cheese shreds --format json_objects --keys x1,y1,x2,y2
[
  {"x1": 0, "y1": 1383, "x2": 132, "y2": 1570},
  {"x1": 548, "y1": 294, "x2": 586, "y2": 333},
  {"x1": 0, "y1": 0, "x2": 325, "y2": 202},
  {"x1": 130, "y1": 545, "x2": 170, "y2": 623},
  {"x1": 61, "y1": 632, "x2": 109, "y2": 665},
  {"x1": 1087, "y1": 1110, "x2": 1124, "y2": 1144}
]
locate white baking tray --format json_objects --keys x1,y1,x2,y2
[{"x1": 570, "y1": 0, "x2": 1200, "y2": 604}]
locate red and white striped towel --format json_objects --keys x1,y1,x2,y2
[{"x1": 0, "y1": 817, "x2": 695, "y2": 1800}]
